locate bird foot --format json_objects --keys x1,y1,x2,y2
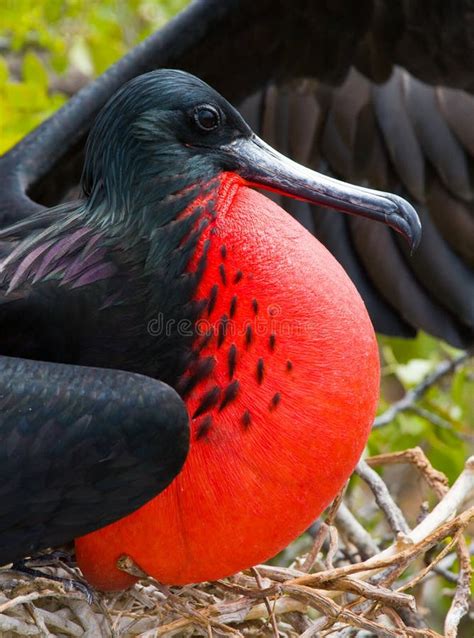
[
  {"x1": 10, "y1": 559, "x2": 95, "y2": 604},
  {"x1": 18, "y1": 549, "x2": 75, "y2": 568}
]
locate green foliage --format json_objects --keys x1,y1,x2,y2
[
  {"x1": 371, "y1": 333, "x2": 473, "y2": 482},
  {"x1": 0, "y1": 0, "x2": 187, "y2": 153},
  {"x1": 1, "y1": 52, "x2": 67, "y2": 152}
]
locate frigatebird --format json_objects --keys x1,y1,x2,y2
[
  {"x1": 0, "y1": 0, "x2": 473, "y2": 589},
  {"x1": 0, "y1": 69, "x2": 420, "y2": 589},
  {"x1": 1, "y1": 1, "x2": 473, "y2": 347}
]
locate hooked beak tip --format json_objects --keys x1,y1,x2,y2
[{"x1": 387, "y1": 195, "x2": 422, "y2": 253}]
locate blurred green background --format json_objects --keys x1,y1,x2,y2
[{"x1": 0, "y1": 0, "x2": 187, "y2": 152}]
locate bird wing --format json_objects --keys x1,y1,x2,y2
[
  {"x1": 0, "y1": 211, "x2": 116, "y2": 299},
  {"x1": 0, "y1": 0, "x2": 473, "y2": 347},
  {"x1": 0, "y1": 209, "x2": 136, "y2": 367},
  {"x1": 0, "y1": 355, "x2": 189, "y2": 566},
  {"x1": 239, "y1": 69, "x2": 474, "y2": 347}
]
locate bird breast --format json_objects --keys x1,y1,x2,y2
[{"x1": 76, "y1": 173, "x2": 380, "y2": 589}]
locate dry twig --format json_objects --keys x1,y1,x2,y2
[{"x1": 374, "y1": 352, "x2": 470, "y2": 429}]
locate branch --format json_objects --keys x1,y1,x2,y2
[
  {"x1": 355, "y1": 460, "x2": 411, "y2": 536},
  {"x1": 374, "y1": 352, "x2": 470, "y2": 428},
  {"x1": 288, "y1": 455, "x2": 474, "y2": 587},
  {"x1": 444, "y1": 535, "x2": 472, "y2": 638},
  {"x1": 334, "y1": 503, "x2": 379, "y2": 560},
  {"x1": 365, "y1": 447, "x2": 449, "y2": 497}
]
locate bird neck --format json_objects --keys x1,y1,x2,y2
[
  {"x1": 82, "y1": 141, "x2": 220, "y2": 234},
  {"x1": 84, "y1": 172, "x2": 234, "y2": 388},
  {"x1": 85, "y1": 177, "x2": 195, "y2": 230}
]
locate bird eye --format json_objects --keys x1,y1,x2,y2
[{"x1": 194, "y1": 105, "x2": 221, "y2": 131}]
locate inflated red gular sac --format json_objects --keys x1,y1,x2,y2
[{"x1": 0, "y1": 70, "x2": 421, "y2": 589}]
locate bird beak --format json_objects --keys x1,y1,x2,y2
[{"x1": 223, "y1": 135, "x2": 422, "y2": 251}]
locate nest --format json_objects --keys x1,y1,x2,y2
[{"x1": 0, "y1": 447, "x2": 473, "y2": 638}]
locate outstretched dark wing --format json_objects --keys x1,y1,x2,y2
[
  {"x1": 0, "y1": 0, "x2": 473, "y2": 345},
  {"x1": 239, "y1": 68, "x2": 474, "y2": 347},
  {"x1": 0, "y1": 356, "x2": 189, "y2": 566}
]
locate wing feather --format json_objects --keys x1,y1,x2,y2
[{"x1": 0, "y1": 355, "x2": 189, "y2": 565}]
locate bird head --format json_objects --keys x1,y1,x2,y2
[{"x1": 82, "y1": 69, "x2": 421, "y2": 249}]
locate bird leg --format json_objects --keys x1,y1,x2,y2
[
  {"x1": 17, "y1": 549, "x2": 75, "y2": 567},
  {"x1": 10, "y1": 553, "x2": 95, "y2": 604}
]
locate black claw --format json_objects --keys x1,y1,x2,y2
[
  {"x1": 65, "y1": 579, "x2": 95, "y2": 605},
  {"x1": 10, "y1": 561, "x2": 95, "y2": 604}
]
